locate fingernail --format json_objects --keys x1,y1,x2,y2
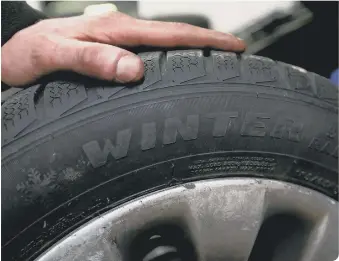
[
  {"x1": 116, "y1": 55, "x2": 142, "y2": 83},
  {"x1": 236, "y1": 37, "x2": 246, "y2": 50}
]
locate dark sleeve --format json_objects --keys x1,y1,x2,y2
[
  {"x1": 2, "y1": 1, "x2": 47, "y2": 91},
  {"x1": 2, "y1": 1, "x2": 47, "y2": 46}
]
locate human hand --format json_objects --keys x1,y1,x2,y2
[{"x1": 1, "y1": 12, "x2": 246, "y2": 86}]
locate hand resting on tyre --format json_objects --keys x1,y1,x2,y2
[{"x1": 1, "y1": 11, "x2": 246, "y2": 87}]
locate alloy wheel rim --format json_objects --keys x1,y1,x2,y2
[{"x1": 36, "y1": 178, "x2": 338, "y2": 261}]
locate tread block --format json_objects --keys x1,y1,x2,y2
[
  {"x1": 286, "y1": 66, "x2": 315, "y2": 96},
  {"x1": 96, "y1": 86, "x2": 125, "y2": 100},
  {"x1": 315, "y1": 74, "x2": 338, "y2": 104},
  {"x1": 2, "y1": 85, "x2": 39, "y2": 143},
  {"x1": 244, "y1": 56, "x2": 279, "y2": 83},
  {"x1": 212, "y1": 51, "x2": 240, "y2": 81},
  {"x1": 167, "y1": 50, "x2": 206, "y2": 83},
  {"x1": 139, "y1": 52, "x2": 162, "y2": 89},
  {"x1": 44, "y1": 81, "x2": 87, "y2": 117}
]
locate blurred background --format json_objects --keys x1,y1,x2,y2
[
  {"x1": 26, "y1": 1, "x2": 338, "y2": 79},
  {"x1": 3, "y1": 1, "x2": 338, "y2": 101}
]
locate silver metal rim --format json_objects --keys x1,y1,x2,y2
[{"x1": 36, "y1": 178, "x2": 338, "y2": 261}]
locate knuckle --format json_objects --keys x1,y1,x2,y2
[
  {"x1": 94, "y1": 11, "x2": 127, "y2": 24},
  {"x1": 101, "y1": 51, "x2": 126, "y2": 79},
  {"x1": 80, "y1": 45, "x2": 119, "y2": 80},
  {"x1": 94, "y1": 12, "x2": 111, "y2": 23},
  {"x1": 80, "y1": 45, "x2": 102, "y2": 65}
]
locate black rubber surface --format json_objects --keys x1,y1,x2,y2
[{"x1": 1, "y1": 50, "x2": 338, "y2": 261}]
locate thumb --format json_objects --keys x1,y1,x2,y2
[{"x1": 43, "y1": 39, "x2": 145, "y2": 83}]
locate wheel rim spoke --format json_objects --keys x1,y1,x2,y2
[
  {"x1": 35, "y1": 224, "x2": 124, "y2": 261},
  {"x1": 300, "y1": 212, "x2": 338, "y2": 261},
  {"x1": 183, "y1": 184, "x2": 267, "y2": 261},
  {"x1": 35, "y1": 178, "x2": 338, "y2": 261}
]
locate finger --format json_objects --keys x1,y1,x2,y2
[
  {"x1": 131, "y1": 20, "x2": 246, "y2": 51},
  {"x1": 83, "y1": 13, "x2": 245, "y2": 51},
  {"x1": 41, "y1": 38, "x2": 144, "y2": 83}
]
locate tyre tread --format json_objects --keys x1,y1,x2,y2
[{"x1": 2, "y1": 50, "x2": 337, "y2": 145}]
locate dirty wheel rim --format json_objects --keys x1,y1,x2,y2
[{"x1": 36, "y1": 178, "x2": 338, "y2": 261}]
